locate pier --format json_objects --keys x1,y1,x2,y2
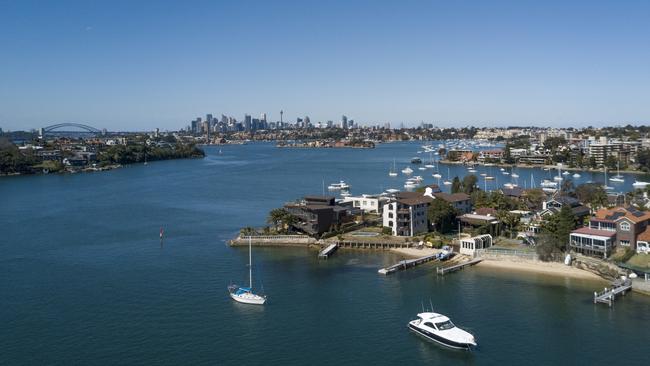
[
  {"x1": 334, "y1": 240, "x2": 412, "y2": 249},
  {"x1": 318, "y1": 243, "x2": 339, "y2": 259},
  {"x1": 436, "y1": 258, "x2": 483, "y2": 275},
  {"x1": 378, "y1": 253, "x2": 440, "y2": 275},
  {"x1": 593, "y1": 278, "x2": 633, "y2": 307}
]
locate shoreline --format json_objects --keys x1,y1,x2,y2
[
  {"x1": 476, "y1": 258, "x2": 606, "y2": 281},
  {"x1": 438, "y1": 160, "x2": 650, "y2": 175},
  {"x1": 390, "y1": 247, "x2": 605, "y2": 281}
]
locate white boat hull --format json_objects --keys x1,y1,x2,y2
[
  {"x1": 229, "y1": 291, "x2": 266, "y2": 305},
  {"x1": 408, "y1": 322, "x2": 475, "y2": 350}
]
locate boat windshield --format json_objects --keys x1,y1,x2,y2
[{"x1": 435, "y1": 320, "x2": 455, "y2": 330}]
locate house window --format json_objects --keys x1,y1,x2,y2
[
  {"x1": 620, "y1": 222, "x2": 630, "y2": 231},
  {"x1": 620, "y1": 240, "x2": 630, "y2": 247}
]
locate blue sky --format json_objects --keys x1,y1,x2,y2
[{"x1": 1, "y1": 0, "x2": 649, "y2": 131}]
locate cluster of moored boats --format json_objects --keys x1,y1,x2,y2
[{"x1": 386, "y1": 141, "x2": 650, "y2": 198}]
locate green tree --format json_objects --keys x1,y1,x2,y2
[
  {"x1": 575, "y1": 183, "x2": 607, "y2": 208},
  {"x1": 498, "y1": 210, "x2": 521, "y2": 238},
  {"x1": 451, "y1": 176, "x2": 462, "y2": 194},
  {"x1": 267, "y1": 208, "x2": 288, "y2": 232},
  {"x1": 524, "y1": 189, "x2": 545, "y2": 210},
  {"x1": 604, "y1": 155, "x2": 618, "y2": 170},
  {"x1": 427, "y1": 199, "x2": 458, "y2": 234},
  {"x1": 462, "y1": 174, "x2": 478, "y2": 194},
  {"x1": 539, "y1": 205, "x2": 577, "y2": 254},
  {"x1": 560, "y1": 179, "x2": 574, "y2": 194}
]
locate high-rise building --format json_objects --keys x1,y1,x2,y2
[
  {"x1": 244, "y1": 114, "x2": 252, "y2": 131},
  {"x1": 341, "y1": 115, "x2": 348, "y2": 129}
]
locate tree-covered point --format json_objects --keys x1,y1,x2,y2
[
  {"x1": 97, "y1": 142, "x2": 204, "y2": 165},
  {"x1": 0, "y1": 137, "x2": 40, "y2": 174}
]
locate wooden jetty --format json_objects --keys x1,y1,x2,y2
[
  {"x1": 318, "y1": 243, "x2": 339, "y2": 259},
  {"x1": 593, "y1": 278, "x2": 633, "y2": 307},
  {"x1": 378, "y1": 253, "x2": 440, "y2": 275},
  {"x1": 436, "y1": 258, "x2": 483, "y2": 275}
]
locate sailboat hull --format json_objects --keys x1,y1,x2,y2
[{"x1": 229, "y1": 291, "x2": 267, "y2": 305}]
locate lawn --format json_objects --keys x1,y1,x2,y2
[{"x1": 626, "y1": 254, "x2": 650, "y2": 270}]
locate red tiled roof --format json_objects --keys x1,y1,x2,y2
[
  {"x1": 638, "y1": 226, "x2": 650, "y2": 242},
  {"x1": 594, "y1": 207, "x2": 650, "y2": 224},
  {"x1": 571, "y1": 227, "x2": 616, "y2": 238}
]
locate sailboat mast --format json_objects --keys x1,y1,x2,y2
[{"x1": 249, "y1": 237, "x2": 253, "y2": 288}]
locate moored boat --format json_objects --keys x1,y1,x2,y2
[{"x1": 408, "y1": 312, "x2": 476, "y2": 350}]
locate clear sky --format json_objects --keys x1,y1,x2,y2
[{"x1": 1, "y1": 0, "x2": 649, "y2": 131}]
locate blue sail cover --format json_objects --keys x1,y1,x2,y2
[{"x1": 235, "y1": 287, "x2": 252, "y2": 295}]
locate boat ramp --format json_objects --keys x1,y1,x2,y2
[
  {"x1": 436, "y1": 258, "x2": 483, "y2": 275},
  {"x1": 378, "y1": 253, "x2": 440, "y2": 275},
  {"x1": 318, "y1": 243, "x2": 339, "y2": 259},
  {"x1": 593, "y1": 278, "x2": 633, "y2": 307}
]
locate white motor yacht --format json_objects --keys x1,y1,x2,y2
[
  {"x1": 402, "y1": 167, "x2": 414, "y2": 175},
  {"x1": 408, "y1": 312, "x2": 476, "y2": 350},
  {"x1": 572, "y1": 173, "x2": 581, "y2": 178},
  {"x1": 541, "y1": 179, "x2": 558, "y2": 188},
  {"x1": 633, "y1": 180, "x2": 650, "y2": 188},
  {"x1": 328, "y1": 180, "x2": 350, "y2": 190}
]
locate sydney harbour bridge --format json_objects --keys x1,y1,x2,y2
[{"x1": 39, "y1": 123, "x2": 106, "y2": 138}]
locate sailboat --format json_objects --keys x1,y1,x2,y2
[
  {"x1": 433, "y1": 161, "x2": 442, "y2": 179},
  {"x1": 553, "y1": 166, "x2": 563, "y2": 181},
  {"x1": 424, "y1": 153, "x2": 435, "y2": 169},
  {"x1": 389, "y1": 159, "x2": 398, "y2": 177},
  {"x1": 609, "y1": 162, "x2": 624, "y2": 183},
  {"x1": 602, "y1": 168, "x2": 613, "y2": 190},
  {"x1": 443, "y1": 167, "x2": 452, "y2": 185},
  {"x1": 228, "y1": 237, "x2": 267, "y2": 305}
]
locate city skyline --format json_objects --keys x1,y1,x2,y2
[{"x1": 2, "y1": 0, "x2": 650, "y2": 131}]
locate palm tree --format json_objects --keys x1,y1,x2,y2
[
  {"x1": 267, "y1": 208, "x2": 288, "y2": 232},
  {"x1": 282, "y1": 214, "x2": 299, "y2": 234}
]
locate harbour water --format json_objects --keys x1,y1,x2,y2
[{"x1": 1, "y1": 142, "x2": 649, "y2": 365}]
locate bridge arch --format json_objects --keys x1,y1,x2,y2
[{"x1": 43, "y1": 123, "x2": 102, "y2": 133}]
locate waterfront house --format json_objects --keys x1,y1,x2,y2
[
  {"x1": 382, "y1": 191, "x2": 433, "y2": 236},
  {"x1": 459, "y1": 234, "x2": 493, "y2": 256},
  {"x1": 477, "y1": 149, "x2": 504, "y2": 164},
  {"x1": 342, "y1": 194, "x2": 389, "y2": 214},
  {"x1": 446, "y1": 149, "x2": 474, "y2": 162},
  {"x1": 459, "y1": 212, "x2": 501, "y2": 236},
  {"x1": 284, "y1": 196, "x2": 350, "y2": 236},
  {"x1": 432, "y1": 192, "x2": 472, "y2": 214},
  {"x1": 516, "y1": 154, "x2": 550, "y2": 165},
  {"x1": 500, "y1": 187, "x2": 525, "y2": 199},
  {"x1": 570, "y1": 206, "x2": 650, "y2": 257},
  {"x1": 541, "y1": 196, "x2": 591, "y2": 223}
]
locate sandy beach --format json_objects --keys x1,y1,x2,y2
[
  {"x1": 391, "y1": 247, "x2": 442, "y2": 258},
  {"x1": 477, "y1": 258, "x2": 605, "y2": 281},
  {"x1": 391, "y1": 247, "x2": 605, "y2": 281}
]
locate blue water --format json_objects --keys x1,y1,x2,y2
[{"x1": 1, "y1": 142, "x2": 649, "y2": 365}]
